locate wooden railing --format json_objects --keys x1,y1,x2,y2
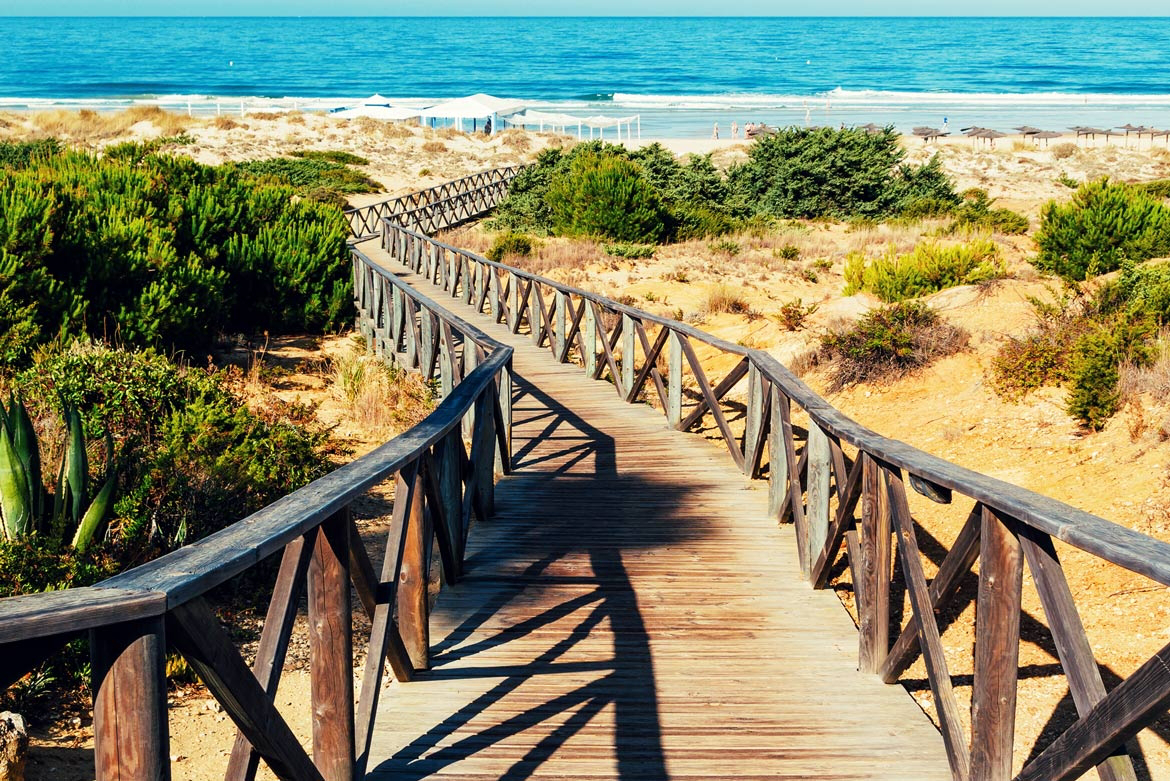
[
  {"x1": 0, "y1": 238, "x2": 513, "y2": 780},
  {"x1": 344, "y1": 166, "x2": 526, "y2": 239},
  {"x1": 384, "y1": 213, "x2": 1170, "y2": 781}
]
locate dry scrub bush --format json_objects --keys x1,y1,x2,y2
[
  {"x1": 1052, "y1": 142, "x2": 1079, "y2": 160},
  {"x1": 248, "y1": 111, "x2": 282, "y2": 120},
  {"x1": 287, "y1": 113, "x2": 305, "y2": 125},
  {"x1": 422, "y1": 141, "x2": 448, "y2": 153},
  {"x1": 436, "y1": 126, "x2": 464, "y2": 140},
  {"x1": 1119, "y1": 329, "x2": 1170, "y2": 399},
  {"x1": 213, "y1": 116, "x2": 243, "y2": 130},
  {"x1": 817, "y1": 301, "x2": 969, "y2": 391}
]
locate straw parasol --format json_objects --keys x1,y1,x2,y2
[
  {"x1": 973, "y1": 129, "x2": 1007, "y2": 147},
  {"x1": 1014, "y1": 125, "x2": 1041, "y2": 135},
  {"x1": 856, "y1": 122, "x2": 884, "y2": 135},
  {"x1": 1031, "y1": 130, "x2": 1062, "y2": 147}
]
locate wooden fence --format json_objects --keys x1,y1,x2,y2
[
  {"x1": 344, "y1": 166, "x2": 526, "y2": 240},
  {"x1": 383, "y1": 209, "x2": 1170, "y2": 781},
  {"x1": 0, "y1": 230, "x2": 513, "y2": 780}
]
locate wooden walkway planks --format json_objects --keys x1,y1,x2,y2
[{"x1": 364, "y1": 246, "x2": 952, "y2": 780}]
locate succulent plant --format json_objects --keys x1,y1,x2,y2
[{"x1": 0, "y1": 394, "x2": 116, "y2": 551}]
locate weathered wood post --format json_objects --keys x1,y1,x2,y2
[
  {"x1": 497, "y1": 362, "x2": 513, "y2": 475},
  {"x1": 489, "y1": 268, "x2": 501, "y2": 323},
  {"x1": 438, "y1": 430, "x2": 464, "y2": 567},
  {"x1": 970, "y1": 506, "x2": 1024, "y2": 781},
  {"x1": 743, "y1": 362, "x2": 766, "y2": 475},
  {"x1": 439, "y1": 325, "x2": 454, "y2": 399},
  {"x1": 767, "y1": 389, "x2": 789, "y2": 520},
  {"x1": 621, "y1": 314, "x2": 636, "y2": 399},
  {"x1": 419, "y1": 306, "x2": 435, "y2": 381},
  {"x1": 858, "y1": 453, "x2": 891, "y2": 674},
  {"x1": 91, "y1": 617, "x2": 170, "y2": 781},
  {"x1": 462, "y1": 340, "x2": 479, "y2": 440},
  {"x1": 584, "y1": 300, "x2": 598, "y2": 379},
  {"x1": 476, "y1": 387, "x2": 496, "y2": 516},
  {"x1": 529, "y1": 283, "x2": 542, "y2": 345},
  {"x1": 397, "y1": 468, "x2": 430, "y2": 671},
  {"x1": 805, "y1": 423, "x2": 832, "y2": 579},
  {"x1": 308, "y1": 510, "x2": 355, "y2": 781},
  {"x1": 667, "y1": 330, "x2": 683, "y2": 427},
  {"x1": 554, "y1": 291, "x2": 568, "y2": 361}
]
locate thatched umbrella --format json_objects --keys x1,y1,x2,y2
[
  {"x1": 1014, "y1": 125, "x2": 1041, "y2": 135},
  {"x1": 1032, "y1": 130, "x2": 1062, "y2": 147},
  {"x1": 857, "y1": 122, "x2": 883, "y2": 135},
  {"x1": 974, "y1": 129, "x2": 1007, "y2": 147}
]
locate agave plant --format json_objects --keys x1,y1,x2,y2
[{"x1": 0, "y1": 395, "x2": 116, "y2": 551}]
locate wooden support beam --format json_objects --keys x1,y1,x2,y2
[
  {"x1": 1020, "y1": 526, "x2": 1138, "y2": 781},
  {"x1": 970, "y1": 507, "x2": 1023, "y2": 781},
  {"x1": 226, "y1": 532, "x2": 317, "y2": 781},
  {"x1": 857, "y1": 453, "x2": 891, "y2": 673},
  {"x1": 91, "y1": 617, "x2": 170, "y2": 781},
  {"x1": 805, "y1": 423, "x2": 832, "y2": 580},
  {"x1": 397, "y1": 467, "x2": 430, "y2": 671},
  {"x1": 168, "y1": 599, "x2": 324, "y2": 781}
]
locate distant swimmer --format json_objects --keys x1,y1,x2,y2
[
  {"x1": 712, "y1": 122, "x2": 720, "y2": 140},
  {"x1": 731, "y1": 120, "x2": 738, "y2": 139}
]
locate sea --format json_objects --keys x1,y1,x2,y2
[{"x1": 3, "y1": 16, "x2": 1170, "y2": 138}]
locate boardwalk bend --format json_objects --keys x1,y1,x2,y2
[{"x1": 3, "y1": 167, "x2": 1170, "y2": 781}]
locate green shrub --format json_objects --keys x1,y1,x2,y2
[
  {"x1": 604, "y1": 243, "x2": 656, "y2": 259},
  {"x1": 728, "y1": 128, "x2": 959, "y2": 220},
  {"x1": 1135, "y1": 179, "x2": 1170, "y2": 200},
  {"x1": 709, "y1": 239, "x2": 741, "y2": 256},
  {"x1": 950, "y1": 189, "x2": 1029, "y2": 235},
  {"x1": 491, "y1": 142, "x2": 740, "y2": 242},
  {"x1": 776, "y1": 244, "x2": 801, "y2": 261},
  {"x1": 290, "y1": 149, "x2": 370, "y2": 165},
  {"x1": 232, "y1": 156, "x2": 381, "y2": 196},
  {"x1": 547, "y1": 150, "x2": 668, "y2": 243},
  {"x1": 844, "y1": 239, "x2": 1005, "y2": 302},
  {"x1": 487, "y1": 231, "x2": 533, "y2": 262},
  {"x1": 1034, "y1": 179, "x2": 1170, "y2": 281},
  {"x1": 1066, "y1": 329, "x2": 1122, "y2": 430},
  {"x1": 0, "y1": 139, "x2": 63, "y2": 169},
  {"x1": 819, "y1": 301, "x2": 968, "y2": 390},
  {"x1": 0, "y1": 148, "x2": 351, "y2": 368},
  {"x1": 777, "y1": 298, "x2": 818, "y2": 330}
]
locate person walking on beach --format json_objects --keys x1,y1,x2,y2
[
  {"x1": 712, "y1": 122, "x2": 720, "y2": 139},
  {"x1": 731, "y1": 120, "x2": 738, "y2": 139}
]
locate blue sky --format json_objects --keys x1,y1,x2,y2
[{"x1": 3, "y1": 2, "x2": 1169, "y2": 14}]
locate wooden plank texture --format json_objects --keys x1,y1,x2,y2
[{"x1": 359, "y1": 243, "x2": 952, "y2": 781}]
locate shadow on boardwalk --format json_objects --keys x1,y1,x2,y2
[{"x1": 372, "y1": 372, "x2": 709, "y2": 780}]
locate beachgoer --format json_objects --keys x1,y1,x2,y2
[
  {"x1": 745, "y1": 121, "x2": 754, "y2": 137},
  {"x1": 942, "y1": 117, "x2": 949, "y2": 132},
  {"x1": 484, "y1": 117, "x2": 492, "y2": 134},
  {"x1": 731, "y1": 121, "x2": 738, "y2": 139},
  {"x1": 712, "y1": 122, "x2": 719, "y2": 139}
]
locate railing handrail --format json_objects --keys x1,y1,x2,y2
[
  {"x1": 389, "y1": 219, "x2": 1170, "y2": 587},
  {"x1": 344, "y1": 165, "x2": 528, "y2": 239}
]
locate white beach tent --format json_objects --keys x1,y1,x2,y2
[
  {"x1": 418, "y1": 93, "x2": 525, "y2": 134},
  {"x1": 332, "y1": 104, "x2": 420, "y2": 121}
]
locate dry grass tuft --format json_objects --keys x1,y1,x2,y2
[
  {"x1": 1051, "y1": 142, "x2": 1079, "y2": 160},
  {"x1": 498, "y1": 129, "x2": 532, "y2": 151},
  {"x1": 248, "y1": 111, "x2": 283, "y2": 120},
  {"x1": 31, "y1": 106, "x2": 191, "y2": 140},
  {"x1": 213, "y1": 116, "x2": 244, "y2": 131},
  {"x1": 1120, "y1": 330, "x2": 1170, "y2": 401},
  {"x1": 700, "y1": 283, "x2": 750, "y2": 316},
  {"x1": 422, "y1": 140, "x2": 448, "y2": 153},
  {"x1": 331, "y1": 346, "x2": 435, "y2": 434}
]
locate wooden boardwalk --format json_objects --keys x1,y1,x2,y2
[{"x1": 363, "y1": 245, "x2": 952, "y2": 780}]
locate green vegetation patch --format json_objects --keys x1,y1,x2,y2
[
  {"x1": 844, "y1": 239, "x2": 1005, "y2": 302},
  {"x1": 0, "y1": 142, "x2": 352, "y2": 370},
  {"x1": 1034, "y1": 178, "x2": 1170, "y2": 281}
]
